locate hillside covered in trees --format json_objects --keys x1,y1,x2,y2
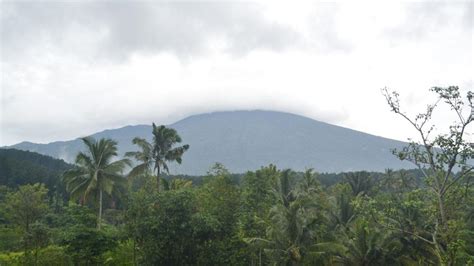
[{"x1": 0, "y1": 149, "x2": 72, "y2": 190}]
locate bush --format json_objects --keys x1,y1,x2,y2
[
  {"x1": 61, "y1": 226, "x2": 117, "y2": 265},
  {"x1": 35, "y1": 245, "x2": 72, "y2": 266},
  {"x1": 0, "y1": 227, "x2": 22, "y2": 252},
  {"x1": 0, "y1": 251, "x2": 22, "y2": 265},
  {"x1": 103, "y1": 239, "x2": 136, "y2": 266}
]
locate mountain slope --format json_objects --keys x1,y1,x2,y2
[
  {"x1": 0, "y1": 148, "x2": 73, "y2": 188},
  {"x1": 7, "y1": 110, "x2": 411, "y2": 174}
]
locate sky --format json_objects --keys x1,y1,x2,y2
[{"x1": 0, "y1": 0, "x2": 473, "y2": 146}]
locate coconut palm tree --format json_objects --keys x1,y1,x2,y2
[
  {"x1": 126, "y1": 123, "x2": 189, "y2": 192},
  {"x1": 247, "y1": 170, "x2": 327, "y2": 265},
  {"x1": 125, "y1": 137, "x2": 153, "y2": 178},
  {"x1": 321, "y1": 219, "x2": 404, "y2": 265},
  {"x1": 62, "y1": 137, "x2": 130, "y2": 229},
  {"x1": 344, "y1": 171, "x2": 374, "y2": 197},
  {"x1": 162, "y1": 178, "x2": 193, "y2": 191}
]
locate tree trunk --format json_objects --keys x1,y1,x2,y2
[
  {"x1": 34, "y1": 246, "x2": 38, "y2": 266},
  {"x1": 25, "y1": 216, "x2": 30, "y2": 263},
  {"x1": 98, "y1": 189, "x2": 103, "y2": 230},
  {"x1": 133, "y1": 238, "x2": 137, "y2": 266},
  {"x1": 156, "y1": 166, "x2": 161, "y2": 193},
  {"x1": 437, "y1": 192, "x2": 447, "y2": 230}
]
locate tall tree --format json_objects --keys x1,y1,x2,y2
[
  {"x1": 240, "y1": 165, "x2": 280, "y2": 265},
  {"x1": 317, "y1": 218, "x2": 403, "y2": 265},
  {"x1": 382, "y1": 86, "x2": 474, "y2": 264},
  {"x1": 151, "y1": 123, "x2": 189, "y2": 191},
  {"x1": 125, "y1": 137, "x2": 153, "y2": 178},
  {"x1": 248, "y1": 169, "x2": 327, "y2": 265},
  {"x1": 4, "y1": 183, "x2": 49, "y2": 261},
  {"x1": 62, "y1": 137, "x2": 130, "y2": 229},
  {"x1": 344, "y1": 171, "x2": 374, "y2": 197},
  {"x1": 4, "y1": 184, "x2": 49, "y2": 236}
]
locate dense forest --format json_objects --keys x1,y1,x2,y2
[
  {"x1": 0, "y1": 87, "x2": 473, "y2": 265},
  {"x1": 0, "y1": 149, "x2": 72, "y2": 190}
]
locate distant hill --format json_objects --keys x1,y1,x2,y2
[
  {"x1": 7, "y1": 110, "x2": 412, "y2": 174},
  {"x1": 0, "y1": 148, "x2": 72, "y2": 188}
]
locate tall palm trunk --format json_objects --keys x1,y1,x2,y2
[
  {"x1": 98, "y1": 189, "x2": 103, "y2": 230},
  {"x1": 156, "y1": 165, "x2": 161, "y2": 192}
]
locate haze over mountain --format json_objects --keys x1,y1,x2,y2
[{"x1": 7, "y1": 110, "x2": 411, "y2": 174}]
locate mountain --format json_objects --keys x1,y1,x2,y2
[
  {"x1": 6, "y1": 110, "x2": 412, "y2": 174},
  {"x1": 0, "y1": 148, "x2": 72, "y2": 188}
]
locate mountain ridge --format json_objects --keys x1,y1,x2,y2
[{"x1": 6, "y1": 110, "x2": 412, "y2": 174}]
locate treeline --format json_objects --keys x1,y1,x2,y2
[{"x1": 0, "y1": 158, "x2": 473, "y2": 265}]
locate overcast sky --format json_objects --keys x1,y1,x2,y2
[{"x1": 1, "y1": 1, "x2": 473, "y2": 146}]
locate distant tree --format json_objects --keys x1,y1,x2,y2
[
  {"x1": 162, "y1": 178, "x2": 193, "y2": 191},
  {"x1": 125, "y1": 137, "x2": 153, "y2": 178},
  {"x1": 248, "y1": 169, "x2": 328, "y2": 265},
  {"x1": 381, "y1": 169, "x2": 418, "y2": 194},
  {"x1": 62, "y1": 137, "x2": 130, "y2": 229},
  {"x1": 61, "y1": 226, "x2": 117, "y2": 265},
  {"x1": 298, "y1": 168, "x2": 320, "y2": 194},
  {"x1": 29, "y1": 222, "x2": 49, "y2": 265},
  {"x1": 382, "y1": 86, "x2": 474, "y2": 264},
  {"x1": 240, "y1": 164, "x2": 280, "y2": 265},
  {"x1": 193, "y1": 164, "x2": 247, "y2": 265},
  {"x1": 127, "y1": 124, "x2": 189, "y2": 192},
  {"x1": 4, "y1": 183, "x2": 49, "y2": 261},
  {"x1": 344, "y1": 171, "x2": 374, "y2": 196},
  {"x1": 317, "y1": 218, "x2": 402, "y2": 265},
  {"x1": 127, "y1": 190, "x2": 198, "y2": 265},
  {"x1": 328, "y1": 183, "x2": 355, "y2": 229},
  {"x1": 197, "y1": 163, "x2": 240, "y2": 236}
]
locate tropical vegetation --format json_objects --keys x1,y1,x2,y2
[{"x1": 0, "y1": 87, "x2": 472, "y2": 265}]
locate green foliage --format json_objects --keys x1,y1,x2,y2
[
  {"x1": 126, "y1": 124, "x2": 190, "y2": 192},
  {"x1": 34, "y1": 245, "x2": 72, "y2": 266},
  {"x1": 247, "y1": 168, "x2": 329, "y2": 265},
  {"x1": 150, "y1": 123, "x2": 190, "y2": 174},
  {"x1": 103, "y1": 240, "x2": 135, "y2": 266},
  {"x1": 0, "y1": 246, "x2": 71, "y2": 266},
  {"x1": 162, "y1": 177, "x2": 193, "y2": 191},
  {"x1": 0, "y1": 251, "x2": 23, "y2": 265},
  {"x1": 2, "y1": 183, "x2": 50, "y2": 260},
  {"x1": 197, "y1": 164, "x2": 240, "y2": 235},
  {"x1": 383, "y1": 86, "x2": 474, "y2": 265},
  {"x1": 0, "y1": 227, "x2": 22, "y2": 252},
  {"x1": 62, "y1": 137, "x2": 130, "y2": 229},
  {"x1": 127, "y1": 189, "x2": 197, "y2": 265},
  {"x1": 328, "y1": 183, "x2": 355, "y2": 229},
  {"x1": 240, "y1": 165, "x2": 279, "y2": 237},
  {"x1": 343, "y1": 171, "x2": 375, "y2": 196},
  {"x1": 0, "y1": 149, "x2": 71, "y2": 192},
  {"x1": 322, "y1": 218, "x2": 403, "y2": 265},
  {"x1": 192, "y1": 164, "x2": 248, "y2": 265},
  {"x1": 61, "y1": 225, "x2": 117, "y2": 265},
  {"x1": 3, "y1": 183, "x2": 49, "y2": 231}
]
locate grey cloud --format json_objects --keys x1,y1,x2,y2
[
  {"x1": 464, "y1": 1, "x2": 473, "y2": 29},
  {"x1": 383, "y1": 2, "x2": 472, "y2": 43},
  {"x1": 306, "y1": 3, "x2": 353, "y2": 53},
  {"x1": 1, "y1": 1, "x2": 301, "y2": 62}
]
